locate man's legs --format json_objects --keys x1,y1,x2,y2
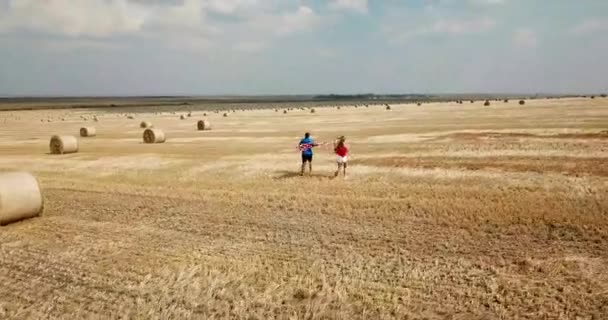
[
  {"x1": 335, "y1": 163, "x2": 342, "y2": 177},
  {"x1": 343, "y1": 162, "x2": 347, "y2": 178}
]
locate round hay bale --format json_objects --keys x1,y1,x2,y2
[
  {"x1": 283, "y1": 110, "x2": 288, "y2": 114},
  {"x1": 143, "y1": 128, "x2": 166, "y2": 144},
  {"x1": 203, "y1": 113, "x2": 207, "y2": 116},
  {"x1": 484, "y1": 100, "x2": 491, "y2": 106},
  {"x1": 223, "y1": 113, "x2": 228, "y2": 117},
  {"x1": 311, "y1": 109, "x2": 316, "y2": 113},
  {"x1": 503, "y1": 99, "x2": 509, "y2": 103},
  {"x1": 386, "y1": 105, "x2": 392, "y2": 110},
  {"x1": 519, "y1": 100, "x2": 526, "y2": 105},
  {"x1": 187, "y1": 112, "x2": 192, "y2": 117},
  {"x1": 180, "y1": 115, "x2": 186, "y2": 120},
  {"x1": 140, "y1": 121, "x2": 153, "y2": 129},
  {"x1": 49, "y1": 135, "x2": 78, "y2": 154},
  {"x1": 0, "y1": 172, "x2": 43, "y2": 225},
  {"x1": 417, "y1": 103, "x2": 421, "y2": 106},
  {"x1": 80, "y1": 127, "x2": 96, "y2": 137},
  {"x1": 127, "y1": 115, "x2": 135, "y2": 120},
  {"x1": 197, "y1": 120, "x2": 211, "y2": 131}
]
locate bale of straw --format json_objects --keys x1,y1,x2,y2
[
  {"x1": 127, "y1": 115, "x2": 135, "y2": 119},
  {"x1": 49, "y1": 135, "x2": 78, "y2": 154},
  {"x1": 311, "y1": 109, "x2": 316, "y2": 113},
  {"x1": 143, "y1": 128, "x2": 166, "y2": 144},
  {"x1": 223, "y1": 113, "x2": 228, "y2": 117},
  {"x1": 187, "y1": 112, "x2": 192, "y2": 117},
  {"x1": 519, "y1": 100, "x2": 526, "y2": 105},
  {"x1": 484, "y1": 100, "x2": 491, "y2": 106},
  {"x1": 180, "y1": 115, "x2": 186, "y2": 120},
  {"x1": 140, "y1": 121, "x2": 153, "y2": 129},
  {"x1": 386, "y1": 105, "x2": 392, "y2": 110},
  {"x1": 283, "y1": 110, "x2": 288, "y2": 114},
  {"x1": 80, "y1": 127, "x2": 96, "y2": 137},
  {"x1": 0, "y1": 172, "x2": 43, "y2": 225},
  {"x1": 197, "y1": 120, "x2": 211, "y2": 131}
]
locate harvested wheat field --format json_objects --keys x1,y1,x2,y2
[{"x1": 0, "y1": 98, "x2": 607, "y2": 319}]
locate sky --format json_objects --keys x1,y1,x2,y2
[{"x1": 0, "y1": 0, "x2": 607, "y2": 96}]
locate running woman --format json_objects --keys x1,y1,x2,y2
[{"x1": 334, "y1": 136, "x2": 349, "y2": 178}]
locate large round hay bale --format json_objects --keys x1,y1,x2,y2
[
  {"x1": 49, "y1": 135, "x2": 78, "y2": 154},
  {"x1": 140, "y1": 121, "x2": 153, "y2": 129},
  {"x1": 484, "y1": 100, "x2": 491, "y2": 106},
  {"x1": 519, "y1": 100, "x2": 526, "y2": 105},
  {"x1": 143, "y1": 128, "x2": 166, "y2": 144},
  {"x1": 80, "y1": 127, "x2": 96, "y2": 137},
  {"x1": 0, "y1": 172, "x2": 43, "y2": 225},
  {"x1": 197, "y1": 120, "x2": 211, "y2": 131}
]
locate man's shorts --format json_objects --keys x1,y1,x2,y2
[{"x1": 302, "y1": 154, "x2": 313, "y2": 163}]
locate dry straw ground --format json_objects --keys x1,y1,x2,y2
[{"x1": 0, "y1": 98, "x2": 607, "y2": 319}]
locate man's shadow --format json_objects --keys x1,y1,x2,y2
[{"x1": 274, "y1": 170, "x2": 333, "y2": 180}]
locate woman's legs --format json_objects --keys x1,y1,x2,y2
[{"x1": 335, "y1": 163, "x2": 342, "y2": 177}]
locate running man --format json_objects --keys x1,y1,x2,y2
[
  {"x1": 334, "y1": 136, "x2": 349, "y2": 178},
  {"x1": 299, "y1": 132, "x2": 318, "y2": 176}
]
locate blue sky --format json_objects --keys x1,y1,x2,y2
[{"x1": 0, "y1": 0, "x2": 607, "y2": 96}]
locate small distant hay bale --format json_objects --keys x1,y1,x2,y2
[
  {"x1": 386, "y1": 105, "x2": 391, "y2": 110},
  {"x1": 143, "y1": 128, "x2": 166, "y2": 144},
  {"x1": 187, "y1": 112, "x2": 192, "y2": 117},
  {"x1": 591, "y1": 96, "x2": 595, "y2": 99},
  {"x1": 127, "y1": 115, "x2": 135, "y2": 119},
  {"x1": 223, "y1": 113, "x2": 228, "y2": 117},
  {"x1": 80, "y1": 127, "x2": 96, "y2": 137},
  {"x1": 197, "y1": 120, "x2": 211, "y2": 131},
  {"x1": 140, "y1": 121, "x2": 153, "y2": 129},
  {"x1": 203, "y1": 113, "x2": 207, "y2": 116},
  {"x1": 0, "y1": 172, "x2": 43, "y2": 225},
  {"x1": 519, "y1": 100, "x2": 526, "y2": 105},
  {"x1": 470, "y1": 100, "x2": 474, "y2": 103},
  {"x1": 503, "y1": 99, "x2": 509, "y2": 103},
  {"x1": 180, "y1": 115, "x2": 186, "y2": 120},
  {"x1": 484, "y1": 100, "x2": 491, "y2": 106},
  {"x1": 417, "y1": 103, "x2": 421, "y2": 106},
  {"x1": 93, "y1": 116, "x2": 99, "y2": 122},
  {"x1": 283, "y1": 110, "x2": 288, "y2": 114},
  {"x1": 311, "y1": 109, "x2": 316, "y2": 113},
  {"x1": 49, "y1": 135, "x2": 78, "y2": 154}
]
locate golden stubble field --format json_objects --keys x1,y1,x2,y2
[{"x1": 0, "y1": 98, "x2": 607, "y2": 319}]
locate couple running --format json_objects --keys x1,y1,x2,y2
[{"x1": 299, "y1": 132, "x2": 348, "y2": 178}]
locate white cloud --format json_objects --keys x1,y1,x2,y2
[
  {"x1": 0, "y1": 0, "x2": 146, "y2": 37},
  {"x1": 570, "y1": 19, "x2": 608, "y2": 35},
  {"x1": 385, "y1": 16, "x2": 497, "y2": 44},
  {"x1": 329, "y1": 0, "x2": 368, "y2": 13},
  {"x1": 512, "y1": 29, "x2": 538, "y2": 48},
  {"x1": 468, "y1": 0, "x2": 505, "y2": 6},
  {"x1": 276, "y1": 6, "x2": 320, "y2": 36},
  {"x1": 0, "y1": 1, "x2": 323, "y2": 52}
]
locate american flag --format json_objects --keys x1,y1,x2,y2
[{"x1": 298, "y1": 143, "x2": 314, "y2": 152}]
